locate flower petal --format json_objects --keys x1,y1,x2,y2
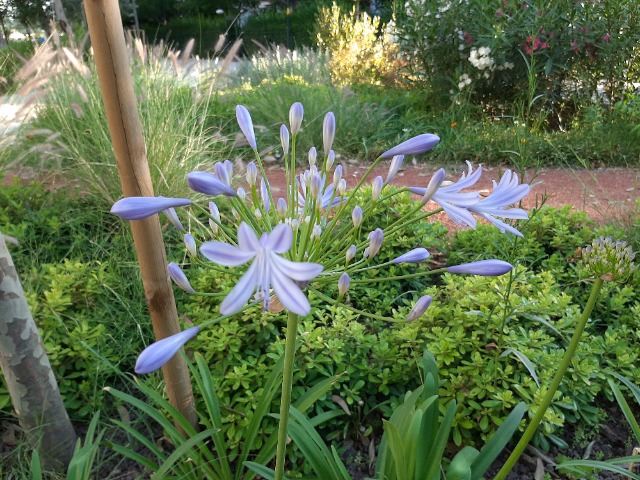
[
  {"x1": 265, "y1": 223, "x2": 293, "y2": 253},
  {"x1": 167, "y1": 262, "x2": 195, "y2": 294},
  {"x1": 270, "y1": 264, "x2": 311, "y2": 315},
  {"x1": 270, "y1": 253, "x2": 324, "y2": 281},
  {"x1": 238, "y1": 222, "x2": 260, "y2": 252},
  {"x1": 200, "y1": 241, "x2": 255, "y2": 266},
  {"x1": 219, "y1": 261, "x2": 259, "y2": 315}
]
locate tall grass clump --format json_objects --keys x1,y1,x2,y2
[
  {"x1": 231, "y1": 45, "x2": 331, "y2": 87},
  {"x1": 18, "y1": 33, "x2": 238, "y2": 204}
]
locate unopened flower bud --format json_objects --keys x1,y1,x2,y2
[
  {"x1": 352, "y1": 206, "x2": 363, "y2": 228},
  {"x1": 381, "y1": 134, "x2": 440, "y2": 158},
  {"x1": 407, "y1": 295, "x2": 432, "y2": 322},
  {"x1": 447, "y1": 260, "x2": 513, "y2": 276},
  {"x1": 311, "y1": 174, "x2": 323, "y2": 201},
  {"x1": 231, "y1": 207, "x2": 240, "y2": 221},
  {"x1": 313, "y1": 225, "x2": 322, "y2": 239},
  {"x1": 214, "y1": 161, "x2": 232, "y2": 188},
  {"x1": 111, "y1": 196, "x2": 191, "y2": 220},
  {"x1": 323, "y1": 112, "x2": 336, "y2": 154},
  {"x1": 422, "y1": 168, "x2": 446, "y2": 204},
  {"x1": 187, "y1": 171, "x2": 236, "y2": 197},
  {"x1": 168, "y1": 262, "x2": 195, "y2": 294},
  {"x1": 393, "y1": 247, "x2": 430, "y2": 264},
  {"x1": 338, "y1": 272, "x2": 350, "y2": 297},
  {"x1": 280, "y1": 124, "x2": 290, "y2": 156},
  {"x1": 209, "y1": 201, "x2": 220, "y2": 222},
  {"x1": 326, "y1": 150, "x2": 335, "y2": 170},
  {"x1": 308, "y1": 147, "x2": 317, "y2": 167},
  {"x1": 289, "y1": 102, "x2": 304, "y2": 135},
  {"x1": 246, "y1": 162, "x2": 258, "y2": 186},
  {"x1": 236, "y1": 104, "x2": 257, "y2": 149},
  {"x1": 338, "y1": 179, "x2": 347, "y2": 195},
  {"x1": 277, "y1": 198, "x2": 287, "y2": 219},
  {"x1": 385, "y1": 155, "x2": 404, "y2": 184},
  {"x1": 261, "y1": 178, "x2": 270, "y2": 212},
  {"x1": 372, "y1": 176, "x2": 383, "y2": 201},
  {"x1": 135, "y1": 326, "x2": 200, "y2": 374},
  {"x1": 367, "y1": 228, "x2": 384, "y2": 258},
  {"x1": 346, "y1": 245, "x2": 356, "y2": 263},
  {"x1": 254, "y1": 208, "x2": 262, "y2": 220},
  {"x1": 236, "y1": 187, "x2": 246, "y2": 201},
  {"x1": 184, "y1": 234, "x2": 197, "y2": 258},
  {"x1": 163, "y1": 206, "x2": 184, "y2": 231},
  {"x1": 333, "y1": 165, "x2": 343, "y2": 186}
]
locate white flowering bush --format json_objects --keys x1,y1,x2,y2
[{"x1": 395, "y1": 0, "x2": 640, "y2": 112}]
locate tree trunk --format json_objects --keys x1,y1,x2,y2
[
  {"x1": 52, "y1": 0, "x2": 73, "y2": 40},
  {"x1": 0, "y1": 234, "x2": 77, "y2": 469}
]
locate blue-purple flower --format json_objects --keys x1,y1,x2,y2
[
  {"x1": 381, "y1": 134, "x2": 440, "y2": 158},
  {"x1": 135, "y1": 326, "x2": 199, "y2": 374},
  {"x1": 323, "y1": 112, "x2": 336, "y2": 154},
  {"x1": 111, "y1": 196, "x2": 191, "y2": 220},
  {"x1": 200, "y1": 222, "x2": 323, "y2": 315},
  {"x1": 468, "y1": 169, "x2": 530, "y2": 237},
  {"x1": 447, "y1": 260, "x2": 513, "y2": 276}
]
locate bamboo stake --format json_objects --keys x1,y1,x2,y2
[{"x1": 82, "y1": 0, "x2": 197, "y2": 428}]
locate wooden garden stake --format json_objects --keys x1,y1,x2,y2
[
  {"x1": 82, "y1": 0, "x2": 197, "y2": 429},
  {"x1": 0, "y1": 234, "x2": 77, "y2": 468}
]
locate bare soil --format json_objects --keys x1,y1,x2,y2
[{"x1": 262, "y1": 161, "x2": 640, "y2": 231}]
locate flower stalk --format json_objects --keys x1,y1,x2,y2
[
  {"x1": 494, "y1": 277, "x2": 604, "y2": 480},
  {"x1": 275, "y1": 311, "x2": 299, "y2": 480}
]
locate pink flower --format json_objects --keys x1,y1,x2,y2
[
  {"x1": 495, "y1": 8, "x2": 503, "y2": 17},
  {"x1": 602, "y1": 33, "x2": 611, "y2": 42}
]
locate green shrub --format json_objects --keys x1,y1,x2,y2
[
  {"x1": 0, "y1": 181, "x2": 150, "y2": 419},
  {"x1": 315, "y1": 3, "x2": 404, "y2": 87},
  {"x1": 395, "y1": 0, "x2": 640, "y2": 118},
  {"x1": 172, "y1": 200, "x2": 640, "y2": 451}
]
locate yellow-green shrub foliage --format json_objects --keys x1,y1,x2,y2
[{"x1": 316, "y1": 3, "x2": 404, "y2": 87}]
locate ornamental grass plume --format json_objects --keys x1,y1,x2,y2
[{"x1": 111, "y1": 102, "x2": 531, "y2": 480}]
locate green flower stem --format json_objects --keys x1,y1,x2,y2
[
  {"x1": 275, "y1": 311, "x2": 299, "y2": 480},
  {"x1": 493, "y1": 277, "x2": 604, "y2": 480}
]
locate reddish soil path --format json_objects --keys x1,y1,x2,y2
[{"x1": 262, "y1": 161, "x2": 640, "y2": 228}]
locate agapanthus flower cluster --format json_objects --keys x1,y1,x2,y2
[{"x1": 111, "y1": 102, "x2": 530, "y2": 374}]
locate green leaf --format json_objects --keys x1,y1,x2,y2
[
  {"x1": 557, "y1": 459, "x2": 640, "y2": 480},
  {"x1": 470, "y1": 402, "x2": 526, "y2": 479},
  {"x1": 501, "y1": 348, "x2": 540, "y2": 387},
  {"x1": 609, "y1": 379, "x2": 640, "y2": 444},
  {"x1": 383, "y1": 419, "x2": 408, "y2": 480}
]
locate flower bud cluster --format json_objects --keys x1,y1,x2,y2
[{"x1": 580, "y1": 237, "x2": 636, "y2": 282}]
